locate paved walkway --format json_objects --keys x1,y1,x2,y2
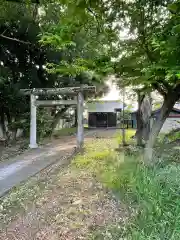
[
  {"x1": 0, "y1": 129, "x2": 117, "y2": 197},
  {"x1": 0, "y1": 136, "x2": 80, "y2": 197}
]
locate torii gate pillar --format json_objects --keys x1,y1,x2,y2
[
  {"x1": 29, "y1": 93, "x2": 38, "y2": 148},
  {"x1": 77, "y1": 91, "x2": 84, "y2": 149},
  {"x1": 29, "y1": 92, "x2": 85, "y2": 150}
]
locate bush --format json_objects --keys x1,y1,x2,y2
[{"x1": 37, "y1": 110, "x2": 54, "y2": 138}]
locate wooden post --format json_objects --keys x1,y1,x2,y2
[
  {"x1": 77, "y1": 91, "x2": 84, "y2": 149},
  {"x1": 122, "y1": 86, "x2": 126, "y2": 146},
  {"x1": 29, "y1": 94, "x2": 38, "y2": 148},
  {"x1": 73, "y1": 96, "x2": 78, "y2": 127},
  {"x1": 107, "y1": 113, "x2": 108, "y2": 128}
]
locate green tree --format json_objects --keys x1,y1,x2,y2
[
  {"x1": 111, "y1": 0, "x2": 180, "y2": 161},
  {"x1": 40, "y1": 0, "x2": 115, "y2": 76},
  {"x1": 38, "y1": 0, "x2": 115, "y2": 130},
  {"x1": 0, "y1": 1, "x2": 59, "y2": 139},
  {"x1": 0, "y1": 0, "x2": 112, "y2": 139}
]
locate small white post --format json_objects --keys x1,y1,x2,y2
[
  {"x1": 77, "y1": 91, "x2": 84, "y2": 149},
  {"x1": 122, "y1": 86, "x2": 126, "y2": 146},
  {"x1": 29, "y1": 93, "x2": 38, "y2": 148}
]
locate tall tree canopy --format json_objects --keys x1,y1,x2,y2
[
  {"x1": 0, "y1": 0, "x2": 113, "y2": 139},
  {"x1": 4, "y1": 0, "x2": 180, "y2": 152},
  {"x1": 108, "y1": 0, "x2": 180, "y2": 160}
]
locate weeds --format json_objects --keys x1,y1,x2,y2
[
  {"x1": 115, "y1": 129, "x2": 135, "y2": 145},
  {"x1": 121, "y1": 161, "x2": 180, "y2": 239},
  {"x1": 73, "y1": 139, "x2": 121, "y2": 189},
  {"x1": 74, "y1": 139, "x2": 180, "y2": 239}
]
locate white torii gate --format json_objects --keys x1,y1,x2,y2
[{"x1": 21, "y1": 86, "x2": 96, "y2": 149}]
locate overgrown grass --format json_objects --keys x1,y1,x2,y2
[
  {"x1": 166, "y1": 129, "x2": 180, "y2": 142},
  {"x1": 73, "y1": 139, "x2": 120, "y2": 189},
  {"x1": 115, "y1": 129, "x2": 136, "y2": 145},
  {"x1": 115, "y1": 160, "x2": 180, "y2": 239},
  {"x1": 74, "y1": 138, "x2": 180, "y2": 239},
  {"x1": 158, "y1": 129, "x2": 180, "y2": 144}
]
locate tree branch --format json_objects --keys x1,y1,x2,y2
[
  {"x1": 87, "y1": 7, "x2": 97, "y2": 18},
  {"x1": 0, "y1": 34, "x2": 31, "y2": 45},
  {"x1": 6, "y1": 0, "x2": 40, "y2": 3},
  {"x1": 86, "y1": 7, "x2": 102, "y2": 33},
  {"x1": 159, "y1": 79, "x2": 171, "y2": 91},
  {"x1": 152, "y1": 82, "x2": 167, "y2": 97}
]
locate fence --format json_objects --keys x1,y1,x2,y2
[{"x1": 117, "y1": 120, "x2": 134, "y2": 129}]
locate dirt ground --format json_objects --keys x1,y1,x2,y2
[
  {"x1": 0, "y1": 170, "x2": 127, "y2": 239},
  {"x1": 0, "y1": 129, "x2": 126, "y2": 240}
]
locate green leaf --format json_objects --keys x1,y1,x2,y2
[{"x1": 168, "y1": 3, "x2": 179, "y2": 13}]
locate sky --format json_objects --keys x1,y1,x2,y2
[
  {"x1": 101, "y1": 80, "x2": 121, "y2": 100},
  {"x1": 100, "y1": 77, "x2": 138, "y2": 110}
]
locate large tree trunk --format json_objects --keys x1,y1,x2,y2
[
  {"x1": 51, "y1": 107, "x2": 68, "y2": 134},
  {"x1": 0, "y1": 108, "x2": 6, "y2": 139},
  {"x1": 6, "y1": 111, "x2": 17, "y2": 142},
  {"x1": 136, "y1": 92, "x2": 144, "y2": 146},
  {"x1": 73, "y1": 108, "x2": 78, "y2": 127},
  {"x1": 136, "y1": 91, "x2": 152, "y2": 146},
  {"x1": 144, "y1": 93, "x2": 178, "y2": 163},
  {"x1": 142, "y1": 93, "x2": 152, "y2": 141}
]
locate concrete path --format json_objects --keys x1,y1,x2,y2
[
  {"x1": 0, "y1": 129, "x2": 117, "y2": 197},
  {"x1": 0, "y1": 131, "x2": 89, "y2": 197}
]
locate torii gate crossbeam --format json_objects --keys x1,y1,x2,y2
[{"x1": 21, "y1": 86, "x2": 96, "y2": 150}]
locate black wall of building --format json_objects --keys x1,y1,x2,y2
[
  {"x1": 88, "y1": 113, "x2": 97, "y2": 127},
  {"x1": 107, "y1": 113, "x2": 117, "y2": 127},
  {"x1": 88, "y1": 112, "x2": 117, "y2": 128}
]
